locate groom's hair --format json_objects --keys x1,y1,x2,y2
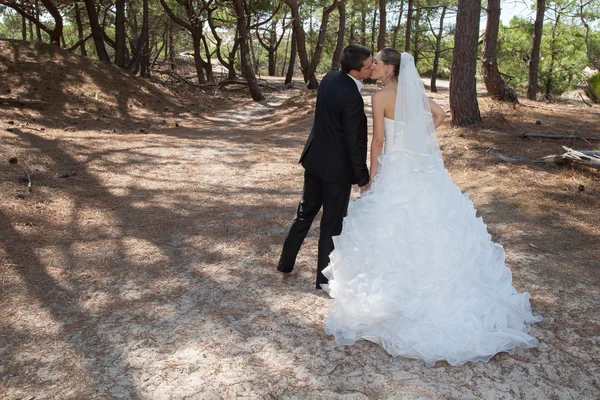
[{"x1": 340, "y1": 45, "x2": 372, "y2": 73}]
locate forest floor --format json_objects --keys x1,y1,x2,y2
[{"x1": 1, "y1": 39, "x2": 599, "y2": 399}]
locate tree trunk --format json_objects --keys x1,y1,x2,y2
[
  {"x1": 207, "y1": 10, "x2": 236, "y2": 79},
  {"x1": 233, "y1": 0, "x2": 265, "y2": 101},
  {"x1": 392, "y1": 0, "x2": 404, "y2": 49},
  {"x1": 306, "y1": 0, "x2": 342, "y2": 83},
  {"x1": 83, "y1": 0, "x2": 111, "y2": 63},
  {"x1": 371, "y1": 8, "x2": 377, "y2": 53},
  {"x1": 580, "y1": 5, "x2": 600, "y2": 70},
  {"x1": 114, "y1": 0, "x2": 128, "y2": 68},
  {"x1": 21, "y1": 9, "x2": 26, "y2": 40},
  {"x1": 191, "y1": 30, "x2": 207, "y2": 84},
  {"x1": 140, "y1": 0, "x2": 150, "y2": 77},
  {"x1": 545, "y1": 13, "x2": 560, "y2": 99},
  {"x1": 74, "y1": 3, "x2": 88, "y2": 56},
  {"x1": 200, "y1": 35, "x2": 214, "y2": 81},
  {"x1": 331, "y1": 2, "x2": 346, "y2": 71},
  {"x1": 284, "y1": 0, "x2": 318, "y2": 89},
  {"x1": 377, "y1": 0, "x2": 386, "y2": 50},
  {"x1": 285, "y1": 29, "x2": 297, "y2": 85},
  {"x1": 39, "y1": 0, "x2": 63, "y2": 45},
  {"x1": 35, "y1": 1, "x2": 42, "y2": 42},
  {"x1": 481, "y1": 0, "x2": 518, "y2": 103},
  {"x1": 450, "y1": 0, "x2": 481, "y2": 127},
  {"x1": 228, "y1": 38, "x2": 240, "y2": 80},
  {"x1": 168, "y1": 19, "x2": 176, "y2": 71},
  {"x1": 430, "y1": 6, "x2": 446, "y2": 93},
  {"x1": 405, "y1": 0, "x2": 413, "y2": 52},
  {"x1": 267, "y1": 23, "x2": 277, "y2": 76},
  {"x1": 527, "y1": 0, "x2": 545, "y2": 100},
  {"x1": 413, "y1": 5, "x2": 421, "y2": 65},
  {"x1": 360, "y1": 7, "x2": 367, "y2": 46},
  {"x1": 249, "y1": 31, "x2": 259, "y2": 75}
]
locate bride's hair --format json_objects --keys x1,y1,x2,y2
[{"x1": 379, "y1": 48, "x2": 401, "y2": 82}]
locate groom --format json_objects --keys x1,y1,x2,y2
[{"x1": 277, "y1": 44, "x2": 373, "y2": 289}]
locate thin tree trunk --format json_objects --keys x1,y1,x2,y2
[
  {"x1": 450, "y1": 0, "x2": 482, "y2": 127},
  {"x1": 28, "y1": 19, "x2": 33, "y2": 40},
  {"x1": 267, "y1": 23, "x2": 277, "y2": 76},
  {"x1": 74, "y1": 3, "x2": 88, "y2": 56},
  {"x1": 527, "y1": 0, "x2": 545, "y2": 100},
  {"x1": 481, "y1": 0, "x2": 518, "y2": 103},
  {"x1": 392, "y1": 0, "x2": 404, "y2": 49},
  {"x1": 200, "y1": 35, "x2": 213, "y2": 81},
  {"x1": 285, "y1": 29, "x2": 297, "y2": 85},
  {"x1": 545, "y1": 12, "x2": 560, "y2": 99},
  {"x1": 306, "y1": 0, "x2": 340, "y2": 86},
  {"x1": 35, "y1": 1, "x2": 42, "y2": 41},
  {"x1": 83, "y1": 0, "x2": 111, "y2": 63},
  {"x1": 115, "y1": 0, "x2": 127, "y2": 68},
  {"x1": 249, "y1": 31, "x2": 259, "y2": 75},
  {"x1": 405, "y1": 0, "x2": 413, "y2": 52},
  {"x1": 371, "y1": 8, "x2": 377, "y2": 53},
  {"x1": 413, "y1": 5, "x2": 421, "y2": 65},
  {"x1": 378, "y1": 0, "x2": 386, "y2": 50},
  {"x1": 430, "y1": 6, "x2": 446, "y2": 93},
  {"x1": 228, "y1": 38, "x2": 240, "y2": 80},
  {"x1": 284, "y1": 0, "x2": 318, "y2": 89},
  {"x1": 233, "y1": 0, "x2": 265, "y2": 101},
  {"x1": 360, "y1": 8, "x2": 367, "y2": 46},
  {"x1": 168, "y1": 19, "x2": 176, "y2": 71},
  {"x1": 129, "y1": 0, "x2": 150, "y2": 75},
  {"x1": 580, "y1": 4, "x2": 600, "y2": 70},
  {"x1": 140, "y1": 0, "x2": 150, "y2": 77},
  {"x1": 141, "y1": 0, "x2": 150, "y2": 76},
  {"x1": 331, "y1": 2, "x2": 346, "y2": 71},
  {"x1": 21, "y1": 10, "x2": 26, "y2": 40},
  {"x1": 208, "y1": 10, "x2": 236, "y2": 79},
  {"x1": 282, "y1": 30, "x2": 290, "y2": 76}
]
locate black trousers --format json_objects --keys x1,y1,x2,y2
[{"x1": 277, "y1": 170, "x2": 352, "y2": 289}]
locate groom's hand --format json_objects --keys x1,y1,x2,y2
[{"x1": 359, "y1": 182, "x2": 371, "y2": 194}]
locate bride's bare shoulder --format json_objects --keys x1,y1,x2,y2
[{"x1": 372, "y1": 86, "x2": 396, "y2": 105}]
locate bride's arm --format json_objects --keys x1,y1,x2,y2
[
  {"x1": 369, "y1": 92, "x2": 385, "y2": 181},
  {"x1": 428, "y1": 98, "x2": 446, "y2": 128}
]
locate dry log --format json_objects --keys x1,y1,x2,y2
[
  {"x1": 534, "y1": 146, "x2": 600, "y2": 169},
  {"x1": 521, "y1": 132, "x2": 598, "y2": 141}
]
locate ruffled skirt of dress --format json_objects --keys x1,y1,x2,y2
[{"x1": 322, "y1": 150, "x2": 542, "y2": 367}]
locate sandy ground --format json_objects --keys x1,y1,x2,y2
[{"x1": 1, "y1": 40, "x2": 600, "y2": 399}]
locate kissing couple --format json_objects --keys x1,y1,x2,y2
[{"x1": 276, "y1": 44, "x2": 541, "y2": 367}]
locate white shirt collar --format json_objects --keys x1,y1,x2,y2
[{"x1": 347, "y1": 73, "x2": 364, "y2": 92}]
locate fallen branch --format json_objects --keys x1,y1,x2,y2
[
  {"x1": 579, "y1": 92, "x2": 592, "y2": 107},
  {"x1": 154, "y1": 70, "x2": 205, "y2": 89},
  {"x1": 498, "y1": 154, "x2": 528, "y2": 163},
  {"x1": 218, "y1": 79, "x2": 280, "y2": 90},
  {"x1": 66, "y1": 33, "x2": 93, "y2": 52},
  {"x1": 534, "y1": 146, "x2": 600, "y2": 169},
  {"x1": 521, "y1": 132, "x2": 599, "y2": 141},
  {"x1": 0, "y1": 97, "x2": 48, "y2": 106}
]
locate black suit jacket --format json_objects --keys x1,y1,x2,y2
[{"x1": 299, "y1": 71, "x2": 370, "y2": 187}]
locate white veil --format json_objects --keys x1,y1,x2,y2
[{"x1": 392, "y1": 52, "x2": 443, "y2": 171}]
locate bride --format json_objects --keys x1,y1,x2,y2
[{"x1": 321, "y1": 49, "x2": 542, "y2": 367}]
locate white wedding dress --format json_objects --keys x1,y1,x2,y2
[{"x1": 322, "y1": 55, "x2": 542, "y2": 367}]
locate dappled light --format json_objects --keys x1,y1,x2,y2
[{"x1": 1, "y1": 36, "x2": 599, "y2": 399}]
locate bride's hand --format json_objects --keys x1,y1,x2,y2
[{"x1": 359, "y1": 182, "x2": 371, "y2": 194}]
